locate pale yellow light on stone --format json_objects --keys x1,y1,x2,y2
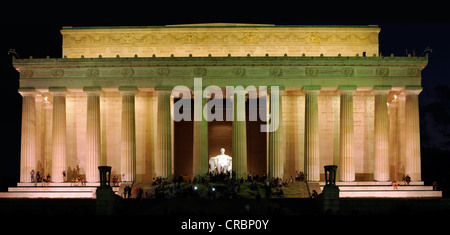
[
  {"x1": 267, "y1": 89, "x2": 285, "y2": 180},
  {"x1": 61, "y1": 24, "x2": 380, "y2": 58},
  {"x1": 339, "y1": 86, "x2": 356, "y2": 182},
  {"x1": 119, "y1": 87, "x2": 137, "y2": 182},
  {"x1": 232, "y1": 91, "x2": 248, "y2": 179},
  {"x1": 304, "y1": 86, "x2": 320, "y2": 182},
  {"x1": 193, "y1": 94, "x2": 209, "y2": 177},
  {"x1": 19, "y1": 88, "x2": 36, "y2": 182},
  {"x1": 373, "y1": 86, "x2": 391, "y2": 182},
  {"x1": 156, "y1": 89, "x2": 173, "y2": 179},
  {"x1": 404, "y1": 86, "x2": 422, "y2": 181},
  {"x1": 50, "y1": 88, "x2": 67, "y2": 183},
  {"x1": 84, "y1": 87, "x2": 102, "y2": 182}
]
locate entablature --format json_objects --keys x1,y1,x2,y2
[{"x1": 14, "y1": 55, "x2": 427, "y2": 90}]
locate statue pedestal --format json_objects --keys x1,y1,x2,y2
[
  {"x1": 96, "y1": 166, "x2": 118, "y2": 215},
  {"x1": 96, "y1": 186, "x2": 117, "y2": 215},
  {"x1": 320, "y1": 165, "x2": 340, "y2": 214}
]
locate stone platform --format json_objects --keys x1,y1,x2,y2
[
  {"x1": 0, "y1": 183, "x2": 120, "y2": 199},
  {"x1": 319, "y1": 181, "x2": 442, "y2": 198},
  {"x1": 0, "y1": 181, "x2": 442, "y2": 199}
]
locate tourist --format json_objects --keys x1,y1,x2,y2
[
  {"x1": 392, "y1": 181, "x2": 398, "y2": 190},
  {"x1": 433, "y1": 181, "x2": 438, "y2": 191},
  {"x1": 299, "y1": 171, "x2": 305, "y2": 181},
  {"x1": 123, "y1": 186, "x2": 128, "y2": 198},
  {"x1": 30, "y1": 169, "x2": 35, "y2": 183},
  {"x1": 62, "y1": 171, "x2": 67, "y2": 182},
  {"x1": 405, "y1": 175, "x2": 411, "y2": 185},
  {"x1": 36, "y1": 171, "x2": 41, "y2": 182},
  {"x1": 312, "y1": 190, "x2": 319, "y2": 198}
]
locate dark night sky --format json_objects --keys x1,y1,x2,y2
[{"x1": 1, "y1": 6, "x2": 449, "y2": 192}]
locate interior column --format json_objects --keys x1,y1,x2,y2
[
  {"x1": 232, "y1": 90, "x2": 248, "y2": 179},
  {"x1": 193, "y1": 92, "x2": 209, "y2": 178},
  {"x1": 267, "y1": 87, "x2": 284, "y2": 179}
]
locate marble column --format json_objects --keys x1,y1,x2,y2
[
  {"x1": 193, "y1": 93, "x2": 209, "y2": 177},
  {"x1": 404, "y1": 86, "x2": 422, "y2": 181},
  {"x1": 84, "y1": 87, "x2": 102, "y2": 183},
  {"x1": 50, "y1": 87, "x2": 67, "y2": 183},
  {"x1": 304, "y1": 86, "x2": 320, "y2": 182},
  {"x1": 232, "y1": 90, "x2": 248, "y2": 180},
  {"x1": 267, "y1": 88, "x2": 284, "y2": 179},
  {"x1": 339, "y1": 85, "x2": 356, "y2": 182},
  {"x1": 157, "y1": 89, "x2": 173, "y2": 179},
  {"x1": 388, "y1": 95, "x2": 400, "y2": 180},
  {"x1": 19, "y1": 88, "x2": 36, "y2": 182},
  {"x1": 373, "y1": 85, "x2": 391, "y2": 182},
  {"x1": 119, "y1": 86, "x2": 137, "y2": 182}
]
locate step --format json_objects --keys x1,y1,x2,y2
[
  {"x1": 8, "y1": 187, "x2": 98, "y2": 192},
  {"x1": 320, "y1": 186, "x2": 434, "y2": 191},
  {"x1": 17, "y1": 182, "x2": 101, "y2": 187},
  {"x1": 0, "y1": 191, "x2": 96, "y2": 199},
  {"x1": 8, "y1": 186, "x2": 120, "y2": 192},
  {"x1": 318, "y1": 181, "x2": 424, "y2": 186},
  {"x1": 339, "y1": 190, "x2": 442, "y2": 198},
  {"x1": 317, "y1": 181, "x2": 441, "y2": 198},
  {"x1": 0, "y1": 185, "x2": 120, "y2": 199}
]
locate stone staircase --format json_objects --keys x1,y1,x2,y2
[
  {"x1": 282, "y1": 181, "x2": 322, "y2": 198},
  {"x1": 0, "y1": 183, "x2": 120, "y2": 199},
  {"x1": 319, "y1": 181, "x2": 442, "y2": 198}
]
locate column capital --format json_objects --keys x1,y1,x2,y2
[
  {"x1": 83, "y1": 86, "x2": 102, "y2": 96},
  {"x1": 155, "y1": 89, "x2": 172, "y2": 95},
  {"x1": 155, "y1": 86, "x2": 173, "y2": 92},
  {"x1": 373, "y1": 85, "x2": 391, "y2": 95},
  {"x1": 119, "y1": 86, "x2": 138, "y2": 95},
  {"x1": 338, "y1": 85, "x2": 357, "y2": 94},
  {"x1": 18, "y1": 87, "x2": 36, "y2": 97},
  {"x1": 49, "y1": 87, "x2": 68, "y2": 96},
  {"x1": 303, "y1": 85, "x2": 321, "y2": 94},
  {"x1": 404, "y1": 85, "x2": 423, "y2": 95}
]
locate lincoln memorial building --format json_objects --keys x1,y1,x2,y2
[{"x1": 13, "y1": 24, "x2": 429, "y2": 191}]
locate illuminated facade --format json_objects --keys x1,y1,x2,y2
[{"x1": 13, "y1": 24, "x2": 427, "y2": 187}]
